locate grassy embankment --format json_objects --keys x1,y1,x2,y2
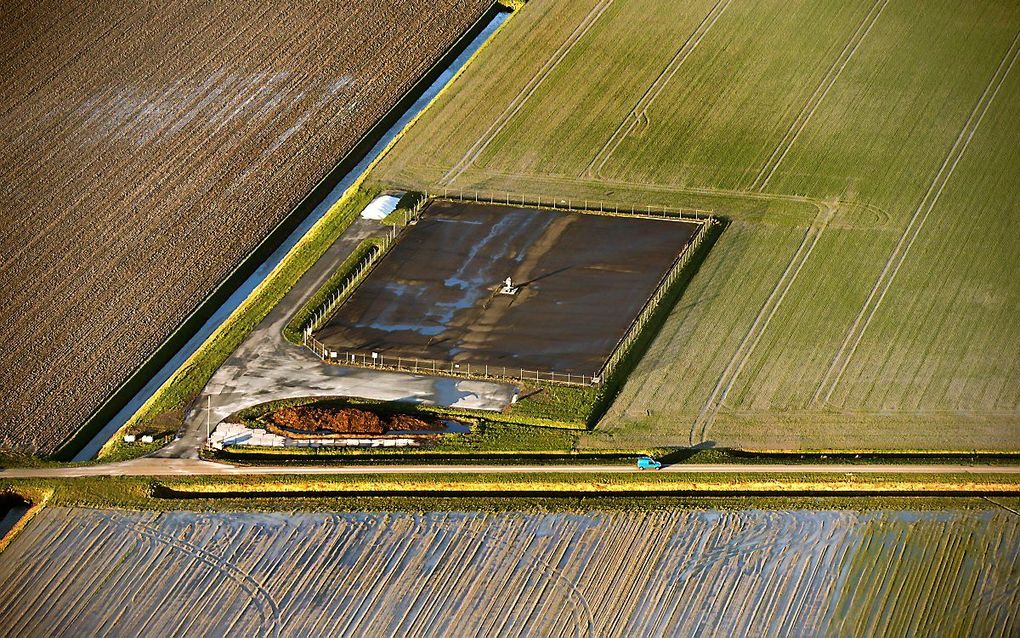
[
  {"x1": 0, "y1": 487, "x2": 51, "y2": 554},
  {"x1": 2, "y1": 473, "x2": 1018, "y2": 514},
  {"x1": 372, "y1": 0, "x2": 1020, "y2": 452},
  {"x1": 7, "y1": 469, "x2": 1020, "y2": 514}
]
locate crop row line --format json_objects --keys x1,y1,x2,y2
[
  {"x1": 584, "y1": 0, "x2": 733, "y2": 180},
  {"x1": 813, "y1": 25, "x2": 1020, "y2": 407},
  {"x1": 750, "y1": 0, "x2": 889, "y2": 191},
  {"x1": 441, "y1": 0, "x2": 616, "y2": 186}
]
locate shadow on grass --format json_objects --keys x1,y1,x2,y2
[
  {"x1": 660, "y1": 441, "x2": 718, "y2": 465},
  {"x1": 588, "y1": 218, "x2": 727, "y2": 429}
]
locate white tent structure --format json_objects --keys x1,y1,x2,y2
[{"x1": 360, "y1": 193, "x2": 402, "y2": 220}]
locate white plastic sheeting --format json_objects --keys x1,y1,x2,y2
[
  {"x1": 360, "y1": 194, "x2": 401, "y2": 220},
  {"x1": 209, "y1": 422, "x2": 420, "y2": 449}
]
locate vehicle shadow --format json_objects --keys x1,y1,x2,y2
[{"x1": 660, "y1": 440, "x2": 717, "y2": 464}]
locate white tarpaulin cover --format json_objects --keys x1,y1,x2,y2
[{"x1": 360, "y1": 194, "x2": 401, "y2": 220}]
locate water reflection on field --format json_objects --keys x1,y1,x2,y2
[{"x1": 0, "y1": 506, "x2": 1016, "y2": 636}]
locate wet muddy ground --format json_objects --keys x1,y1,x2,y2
[
  {"x1": 316, "y1": 201, "x2": 698, "y2": 375},
  {"x1": 1, "y1": 508, "x2": 1016, "y2": 636}
]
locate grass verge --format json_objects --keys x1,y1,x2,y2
[
  {"x1": 3, "y1": 473, "x2": 1018, "y2": 515},
  {"x1": 0, "y1": 487, "x2": 52, "y2": 554},
  {"x1": 282, "y1": 235, "x2": 386, "y2": 344},
  {"x1": 152, "y1": 472, "x2": 1020, "y2": 498}
]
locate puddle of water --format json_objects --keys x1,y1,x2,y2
[
  {"x1": 74, "y1": 11, "x2": 510, "y2": 461},
  {"x1": 392, "y1": 419, "x2": 471, "y2": 435},
  {"x1": 0, "y1": 503, "x2": 30, "y2": 539}
]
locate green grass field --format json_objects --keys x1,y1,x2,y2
[{"x1": 373, "y1": 0, "x2": 1020, "y2": 451}]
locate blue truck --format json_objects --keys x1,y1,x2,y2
[{"x1": 637, "y1": 456, "x2": 662, "y2": 470}]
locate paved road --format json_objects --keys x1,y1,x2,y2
[
  {"x1": 156, "y1": 215, "x2": 515, "y2": 459},
  {"x1": 3, "y1": 459, "x2": 1018, "y2": 479}
]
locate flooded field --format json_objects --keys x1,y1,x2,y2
[
  {"x1": 0, "y1": 507, "x2": 1016, "y2": 636},
  {"x1": 317, "y1": 201, "x2": 698, "y2": 375}
]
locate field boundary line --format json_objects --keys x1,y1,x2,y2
[
  {"x1": 690, "y1": 204, "x2": 834, "y2": 445},
  {"x1": 583, "y1": 0, "x2": 733, "y2": 180},
  {"x1": 441, "y1": 0, "x2": 615, "y2": 186},
  {"x1": 750, "y1": 0, "x2": 889, "y2": 191},
  {"x1": 982, "y1": 496, "x2": 1020, "y2": 516},
  {"x1": 813, "y1": 27, "x2": 1020, "y2": 407}
]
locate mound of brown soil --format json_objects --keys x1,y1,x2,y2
[
  {"x1": 387, "y1": 414, "x2": 439, "y2": 432},
  {"x1": 271, "y1": 407, "x2": 384, "y2": 435},
  {"x1": 389, "y1": 414, "x2": 450, "y2": 431}
]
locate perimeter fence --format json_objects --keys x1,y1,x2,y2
[
  {"x1": 427, "y1": 188, "x2": 714, "y2": 222},
  {"x1": 303, "y1": 335, "x2": 599, "y2": 386},
  {"x1": 300, "y1": 197, "x2": 428, "y2": 336},
  {"x1": 598, "y1": 216, "x2": 716, "y2": 380},
  {"x1": 300, "y1": 190, "x2": 715, "y2": 388}
]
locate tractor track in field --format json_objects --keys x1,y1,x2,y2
[
  {"x1": 583, "y1": 0, "x2": 733, "y2": 180},
  {"x1": 440, "y1": 0, "x2": 616, "y2": 187},
  {"x1": 812, "y1": 26, "x2": 1020, "y2": 408},
  {"x1": 106, "y1": 512, "x2": 282, "y2": 638},
  {"x1": 749, "y1": 0, "x2": 889, "y2": 191},
  {"x1": 689, "y1": 204, "x2": 835, "y2": 446},
  {"x1": 431, "y1": 167, "x2": 898, "y2": 229},
  {"x1": 2, "y1": 509, "x2": 1016, "y2": 635}
]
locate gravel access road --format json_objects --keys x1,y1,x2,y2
[
  {"x1": 3, "y1": 459, "x2": 1017, "y2": 480},
  {"x1": 154, "y1": 215, "x2": 516, "y2": 459}
]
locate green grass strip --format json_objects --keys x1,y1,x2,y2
[{"x1": 282, "y1": 236, "x2": 386, "y2": 345}]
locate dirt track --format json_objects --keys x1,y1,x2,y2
[{"x1": 0, "y1": 0, "x2": 490, "y2": 454}]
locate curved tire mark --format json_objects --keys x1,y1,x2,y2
[{"x1": 107, "y1": 514, "x2": 281, "y2": 638}]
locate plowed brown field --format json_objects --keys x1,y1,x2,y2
[{"x1": 0, "y1": 0, "x2": 491, "y2": 455}]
